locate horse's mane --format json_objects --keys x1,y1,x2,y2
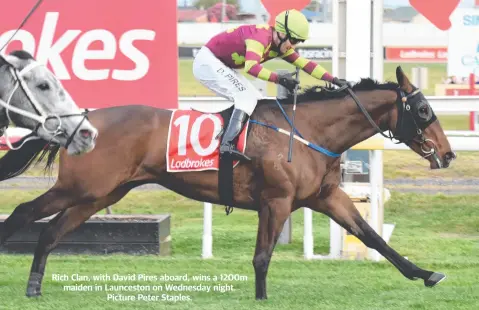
[{"x1": 260, "y1": 78, "x2": 400, "y2": 105}]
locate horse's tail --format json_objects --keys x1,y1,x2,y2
[{"x1": 0, "y1": 134, "x2": 61, "y2": 181}]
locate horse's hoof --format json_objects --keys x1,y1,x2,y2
[
  {"x1": 424, "y1": 272, "x2": 446, "y2": 287},
  {"x1": 255, "y1": 296, "x2": 267, "y2": 300},
  {"x1": 26, "y1": 287, "x2": 42, "y2": 298}
]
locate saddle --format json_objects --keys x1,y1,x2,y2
[{"x1": 217, "y1": 106, "x2": 241, "y2": 214}]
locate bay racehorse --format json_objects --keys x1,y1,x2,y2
[
  {"x1": 0, "y1": 66, "x2": 456, "y2": 299},
  {"x1": 0, "y1": 50, "x2": 98, "y2": 156}
]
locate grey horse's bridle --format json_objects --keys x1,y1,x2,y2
[
  {"x1": 0, "y1": 60, "x2": 62, "y2": 149},
  {"x1": 0, "y1": 59, "x2": 90, "y2": 150}
]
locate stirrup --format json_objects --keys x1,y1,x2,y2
[{"x1": 220, "y1": 144, "x2": 251, "y2": 162}]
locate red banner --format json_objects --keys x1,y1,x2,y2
[
  {"x1": 385, "y1": 47, "x2": 448, "y2": 62},
  {"x1": 0, "y1": 0, "x2": 178, "y2": 109},
  {"x1": 409, "y1": 0, "x2": 460, "y2": 30}
]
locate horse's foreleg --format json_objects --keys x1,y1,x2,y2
[
  {"x1": 0, "y1": 189, "x2": 74, "y2": 245},
  {"x1": 26, "y1": 186, "x2": 131, "y2": 297},
  {"x1": 253, "y1": 197, "x2": 292, "y2": 300},
  {"x1": 309, "y1": 187, "x2": 445, "y2": 287}
]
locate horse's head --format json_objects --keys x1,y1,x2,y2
[
  {"x1": 390, "y1": 66, "x2": 456, "y2": 169},
  {"x1": 0, "y1": 50, "x2": 98, "y2": 155}
]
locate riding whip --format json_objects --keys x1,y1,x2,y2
[
  {"x1": 0, "y1": 0, "x2": 44, "y2": 53},
  {"x1": 287, "y1": 67, "x2": 300, "y2": 162}
]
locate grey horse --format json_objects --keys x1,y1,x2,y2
[{"x1": 0, "y1": 50, "x2": 98, "y2": 155}]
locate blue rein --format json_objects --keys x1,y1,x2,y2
[{"x1": 248, "y1": 99, "x2": 342, "y2": 158}]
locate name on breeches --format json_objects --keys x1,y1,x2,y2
[{"x1": 216, "y1": 68, "x2": 246, "y2": 91}]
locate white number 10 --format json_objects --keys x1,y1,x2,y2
[{"x1": 174, "y1": 114, "x2": 222, "y2": 156}]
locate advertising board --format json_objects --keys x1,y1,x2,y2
[{"x1": 0, "y1": 0, "x2": 178, "y2": 109}]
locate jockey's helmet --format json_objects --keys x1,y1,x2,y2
[{"x1": 274, "y1": 9, "x2": 309, "y2": 42}]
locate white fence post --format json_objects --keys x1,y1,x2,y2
[{"x1": 202, "y1": 202, "x2": 213, "y2": 258}]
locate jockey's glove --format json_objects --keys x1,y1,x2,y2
[
  {"x1": 278, "y1": 72, "x2": 299, "y2": 92},
  {"x1": 332, "y1": 77, "x2": 353, "y2": 88}
]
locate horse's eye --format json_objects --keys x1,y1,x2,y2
[
  {"x1": 37, "y1": 83, "x2": 50, "y2": 91},
  {"x1": 419, "y1": 106, "x2": 428, "y2": 114}
]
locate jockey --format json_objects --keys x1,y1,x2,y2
[{"x1": 193, "y1": 9, "x2": 349, "y2": 162}]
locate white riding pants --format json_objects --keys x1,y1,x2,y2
[{"x1": 192, "y1": 46, "x2": 264, "y2": 116}]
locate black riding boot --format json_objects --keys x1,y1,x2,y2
[{"x1": 219, "y1": 108, "x2": 251, "y2": 162}]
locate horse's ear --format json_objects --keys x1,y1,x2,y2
[
  {"x1": 9, "y1": 50, "x2": 34, "y2": 60},
  {"x1": 0, "y1": 55, "x2": 7, "y2": 67},
  {"x1": 396, "y1": 66, "x2": 413, "y2": 92}
]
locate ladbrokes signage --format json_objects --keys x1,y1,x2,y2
[{"x1": 0, "y1": 0, "x2": 178, "y2": 109}]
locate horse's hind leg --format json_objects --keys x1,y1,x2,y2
[
  {"x1": 26, "y1": 186, "x2": 131, "y2": 297},
  {"x1": 309, "y1": 187, "x2": 445, "y2": 288},
  {"x1": 253, "y1": 196, "x2": 292, "y2": 300},
  {"x1": 0, "y1": 189, "x2": 75, "y2": 245}
]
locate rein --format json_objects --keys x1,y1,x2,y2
[
  {"x1": 250, "y1": 82, "x2": 439, "y2": 163},
  {"x1": 249, "y1": 99, "x2": 342, "y2": 158}
]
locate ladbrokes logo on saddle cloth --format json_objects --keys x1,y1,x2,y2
[
  {"x1": 0, "y1": 0, "x2": 177, "y2": 109},
  {"x1": 167, "y1": 110, "x2": 248, "y2": 172}
]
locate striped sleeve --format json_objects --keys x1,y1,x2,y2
[
  {"x1": 243, "y1": 39, "x2": 278, "y2": 83},
  {"x1": 281, "y1": 49, "x2": 334, "y2": 82}
]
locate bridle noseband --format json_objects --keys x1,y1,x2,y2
[{"x1": 330, "y1": 84, "x2": 443, "y2": 167}]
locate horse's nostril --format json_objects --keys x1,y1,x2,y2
[
  {"x1": 444, "y1": 151, "x2": 456, "y2": 163},
  {"x1": 79, "y1": 129, "x2": 92, "y2": 139}
]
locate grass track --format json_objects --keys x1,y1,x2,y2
[{"x1": 0, "y1": 190, "x2": 478, "y2": 309}]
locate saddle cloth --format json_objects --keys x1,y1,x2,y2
[{"x1": 166, "y1": 109, "x2": 248, "y2": 172}]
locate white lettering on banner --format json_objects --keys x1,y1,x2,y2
[
  {"x1": 0, "y1": 30, "x2": 36, "y2": 55},
  {"x1": 170, "y1": 158, "x2": 215, "y2": 169},
  {"x1": 0, "y1": 12, "x2": 156, "y2": 81},
  {"x1": 36, "y1": 12, "x2": 81, "y2": 80},
  {"x1": 438, "y1": 50, "x2": 448, "y2": 59},
  {"x1": 297, "y1": 48, "x2": 332, "y2": 59},
  {"x1": 114, "y1": 30, "x2": 156, "y2": 81},
  {"x1": 400, "y1": 50, "x2": 436, "y2": 59},
  {"x1": 174, "y1": 114, "x2": 221, "y2": 157},
  {"x1": 73, "y1": 29, "x2": 116, "y2": 81}
]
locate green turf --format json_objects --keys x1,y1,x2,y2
[
  {"x1": 0, "y1": 190, "x2": 478, "y2": 309},
  {"x1": 178, "y1": 59, "x2": 447, "y2": 97}
]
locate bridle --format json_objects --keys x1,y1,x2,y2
[
  {"x1": 395, "y1": 88, "x2": 444, "y2": 168},
  {"x1": 327, "y1": 83, "x2": 444, "y2": 167},
  {"x1": 0, "y1": 59, "x2": 90, "y2": 150},
  {"x1": 0, "y1": 0, "x2": 89, "y2": 150}
]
